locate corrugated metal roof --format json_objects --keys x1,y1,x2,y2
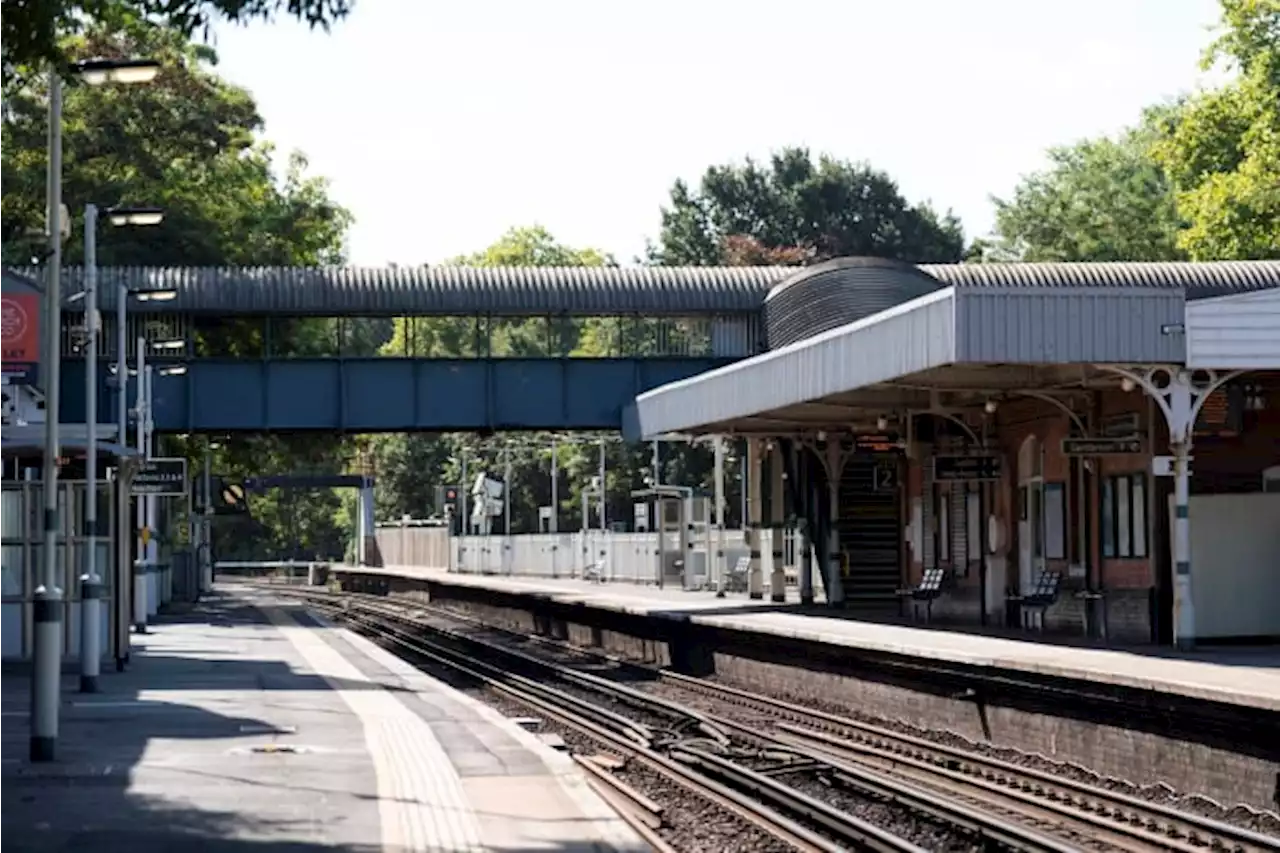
[
  {"x1": 921, "y1": 261, "x2": 1280, "y2": 299},
  {"x1": 22, "y1": 266, "x2": 790, "y2": 316},
  {"x1": 21, "y1": 260, "x2": 1280, "y2": 316}
]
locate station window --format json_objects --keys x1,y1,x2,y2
[{"x1": 1101, "y1": 473, "x2": 1148, "y2": 559}]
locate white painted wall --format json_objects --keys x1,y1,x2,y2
[
  {"x1": 1186, "y1": 287, "x2": 1280, "y2": 370},
  {"x1": 1181, "y1": 492, "x2": 1280, "y2": 640}
]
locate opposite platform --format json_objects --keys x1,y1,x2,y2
[
  {"x1": 348, "y1": 565, "x2": 1280, "y2": 712},
  {"x1": 1, "y1": 586, "x2": 644, "y2": 853}
]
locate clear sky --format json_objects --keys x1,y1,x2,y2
[{"x1": 207, "y1": 0, "x2": 1226, "y2": 266}]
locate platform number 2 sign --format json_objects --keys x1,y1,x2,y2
[{"x1": 873, "y1": 462, "x2": 897, "y2": 492}]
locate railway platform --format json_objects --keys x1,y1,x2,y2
[
  {"x1": 341, "y1": 566, "x2": 1280, "y2": 713},
  {"x1": 0, "y1": 585, "x2": 645, "y2": 853}
]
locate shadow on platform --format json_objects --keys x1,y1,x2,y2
[{"x1": 1, "y1": 591, "x2": 601, "y2": 853}]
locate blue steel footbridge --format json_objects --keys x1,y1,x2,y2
[{"x1": 40, "y1": 265, "x2": 791, "y2": 433}]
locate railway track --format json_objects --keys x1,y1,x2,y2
[
  {"x1": 399, "y1": 592, "x2": 1280, "y2": 852},
  {"x1": 302, "y1": 592, "x2": 948, "y2": 852},
  {"x1": 654, "y1": 675, "x2": 1280, "y2": 853},
  {"x1": 266, "y1": 584, "x2": 1280, "y2": 853}
]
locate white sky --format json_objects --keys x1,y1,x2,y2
[{"x1": 207, "y1": 0, "x2": 1226, "y2": 266}]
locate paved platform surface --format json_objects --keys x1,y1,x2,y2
[
  {"x1": 1, "y1": 586, "x2": 644, "y2": 853},
  {"x1": 353, "y1": 566, "x2": 1280, "y2": 712}
]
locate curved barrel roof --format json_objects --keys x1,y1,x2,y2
[
  {"x1": 32, "y1": 265, "x2": 791, "y2": 316},
  {"x1": 18, "y1": 259, "x2": 1278, "y2": 317}
]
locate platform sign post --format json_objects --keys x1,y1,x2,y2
[
  {"x1": 933, "y1": 454, "x2": 1002, "y2": 481},
  {"x1": 1061, "y1": 437, "x2": 1143, "y2": 456},
  {"x1": 132, "y1": 458, "x2": 188, "y2": 496}
]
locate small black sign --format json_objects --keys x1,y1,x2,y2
[
  {"x1": 133, "y1": 458, "x2": 188, "y2": 496},
  {"x1": 933, "y1": 454, "x2": 1002, "y2": 481},
  {"x1": 1061, "y1": 437, "x2": 1142, "y2": 456}
]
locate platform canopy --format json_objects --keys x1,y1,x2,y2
[
  {"x1": 1186, "y1": 286, "x2": 1280, "y2": 370},
  {"x1": 1, "y1": 425, "x2": 140, "y2": 467},
  {"x1": 632, "y1": 278, "x2": 1201, "y2": 439}
]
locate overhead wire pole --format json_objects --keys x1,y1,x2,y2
[
  {"x1": 31, "y1": 65, "x2": 64, "y2": 763},
  {"x1": 503, "y1": 442, "x2": 512, "y2": 575},
  {"x1": 549, "y1": 436, "x2": 558, "y2": 534},
  {"x1": 597, "y1": 437, "x2": 607, "y2": 531},
  {"x1": 713, "y1": 436, "x2": 726, "y2": 597}
]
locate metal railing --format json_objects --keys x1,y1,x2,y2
[{"x1": 370, "y1": 527, "x2": 800, "y2": 589}]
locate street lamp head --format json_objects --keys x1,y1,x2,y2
[
  {"x1": 158, "y1": 364, "x2": 188, "y2": 377},
  {"x1": 131, "y1": 288, "x2": 177, "y2": 302},
  {"x1": 106, "y1": 206, "x2": 164, "y2": 227},
  {"x1": 149, "y1": 339, "x2": 186, "y2": 351},
  {"x1": 73, "y1": 58, "x2": 161, "y2": 86}
]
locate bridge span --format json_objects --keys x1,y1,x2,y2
[{"x1": 34, "y1": 264, "x2": 789, "y2": 432}]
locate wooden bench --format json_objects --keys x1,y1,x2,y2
[
  {"x1": 897, "y1": 567, "x2": 946, "y2": 622},
  {"x1": 1008, "y1": 570, "x2": 1063, "y2": 632}
]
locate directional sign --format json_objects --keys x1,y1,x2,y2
[
  {"x1": 132, "y1": 458, "x2": 189, "y2": 496},
  {"x1": 933, "y1": 454, "x2": 1002, "y2": 482},
  {"x1": 1061, "y1": 437, "x2": 1143, "y2": 456}
]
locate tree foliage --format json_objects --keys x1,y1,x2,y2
[
  {"x1": 2, "y1": 19, "x2": 356, "y2": 561},
  {"x1": 988, "y1": 119, "x2": 1185, "y2": 262},
  {"x1": 1150, "y1": 0, "x2": 1280, "y2": 260},
  {"x1": 3, "y1": 0, "x2": 351, "y2": 84},
  {"x1": 1, "y1": 20, "x2": 350, "y2": 265},
  {"x1": 652, "y1": 147, "x2": 965, "y2": 266}
]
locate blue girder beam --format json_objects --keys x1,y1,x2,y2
[{"x1": 59, "y1": 357, "x2": 732, "y2": 432}]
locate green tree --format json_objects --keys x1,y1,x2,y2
[
  {"x1": 988, "y1": 119, "x2": 1185, "y2": 262},
  {"x1": 380, "y1": 226, "x2": 611, "y2": 359},
  {"x1": 3, "y1": 0, "x2": 351, "y2": 84},
  {"x1": 2, "y1": 20, "x2": 358, "y2": 561},
  {"x1": 371, "y1": 226, "x2": 617, "y2": 528},
  {"x1": 1150, "y1": 0, "x2": 1280, "y2": 260},
  {"x1": 364, "y1": 227, "x2": 739, "y2": 534},
  {"x1": 651, "y1": 147, "x2": 965, "y2": 266},
  {"x1": 2, "y1": 22, "x2": 350, "y2": 267}
]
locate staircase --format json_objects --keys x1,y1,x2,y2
[{"x1": 836, "y1": 456, "x2": 903, "y2": 611}]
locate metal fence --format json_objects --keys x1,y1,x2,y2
[{"x1": 369, "y1": 525, "x2": 801, "y2": 589}]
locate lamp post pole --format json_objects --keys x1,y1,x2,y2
[
  {"x1": 31, "y1": 67, "x2": 64, "y2": 763},
  {"x1": 202, "y1": 444, "x2": 213, "y2": 593},
  {"x1": 143, "y1": 363, "x2": 156, "y2": 613},
  {"x1": 30, "y1": 56, "x2": 163, "y2": 758},
  {"x1": 80, "y1": 203, "x2": 103, "y2": 692},
  {"x1": 132, "y1": 336, "x2": 148, "y2": 633}
]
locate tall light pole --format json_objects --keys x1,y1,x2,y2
[
  {"x1": 202, "y1": 440, "x2": 216, "y2": 593},
  {"x1": 32, "y1": 54, "x2": 161, "y2": 763},
  {"x1": 79, "y1": 204, "x2": 101, "y2": 693},
  {"x1": 132, "y1": 337, "x2": 149, "y2": 633},
  {"x1": 80, "y1": 204, "x2": 164, "y2": 692},
  {"x1": 32, "y1": 65, "x2": 66, "y2": 764}
]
